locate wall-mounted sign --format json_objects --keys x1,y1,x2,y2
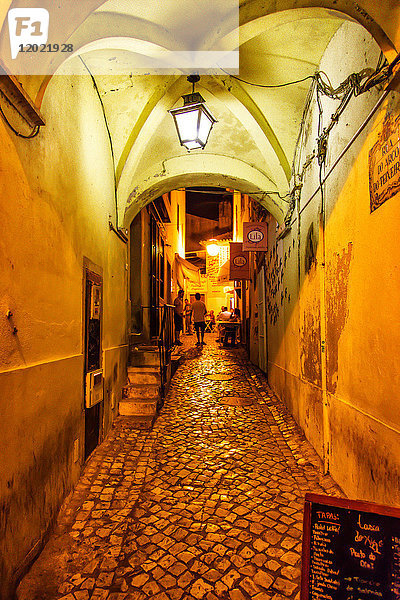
[
  {"x1": 229, "y1": 242, "x2": 250, "y2": 280},
  {"x1": 369, "y1": 113, "x2": 400, "y2": 213},
  {"x1": 243, "y1": 222, "x2": 268, "y2": 251}
]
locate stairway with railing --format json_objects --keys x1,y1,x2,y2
[{"x1": 120, "y1": 304, "x2": 176, "y2": 428}]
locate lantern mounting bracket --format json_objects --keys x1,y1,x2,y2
[{"x1": 187, "y1": 74, "x2": 200, "y2": 89}]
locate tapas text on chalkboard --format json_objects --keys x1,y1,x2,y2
[{"x1": 301, "y1": 493, "x2": 400, "y2": 600}]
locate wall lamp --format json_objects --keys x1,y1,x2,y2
[
  {"x1": 206, "y1": 240, "x2": 220, "y2": 256},
  {"x1": 169, "y1": 75, "x2": 217, "y2": 151}
]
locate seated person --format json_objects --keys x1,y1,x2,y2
[
  {"x1": 230, "y1": 308, "x2": 241, "y2": 322},
  {"x1": 219, "y1": 308, "x2": 241, "y2": 346},
  {"x1": 217, "y1": 306, "x2": 232, "y2": 321},
  {"x1": 216, "y1": 306, "x2": 224, "y2": 321},
  {"x1": 217, "y1": 307, "x2": 233, "y2": 342},
  {"x1": 208, "y1": 310, "x2": 216, "y2": 331}
]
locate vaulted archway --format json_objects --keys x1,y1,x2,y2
[{"x1": 122, "y1": 153, "x2": 289, "y2": 226}]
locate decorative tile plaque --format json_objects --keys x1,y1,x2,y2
[{"x1": 369, "y1": 112, "x2": 400, "y2": 212}]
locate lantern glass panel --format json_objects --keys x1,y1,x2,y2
[
  {"x1": 198, "y1": 110, "x2": 213, "y2": 145},
  {"x1": 175, "y1": 109, "x2": 200, "y2": 143}
]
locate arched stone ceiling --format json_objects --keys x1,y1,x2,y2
[
  {"x1": 1, "y1": 0, "x2": 397, "y2": 82},
  {"x1": 1, "y1": 0, "x2": 399, "y2": 222},
  {"x1": 80, "y1": 9, "x2": 348, "y2": 222},
  {"x1": 238, "y1": 1, "x2": 399, "y2": 59},
  {"x1": 0, "y1": 0, "x2": 397, "y2": 73},
  {"x1": 123, "y1": 153, "x2": 288, "y2": 225}
]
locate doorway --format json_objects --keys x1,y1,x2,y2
[{"x1": 84, "y1": 268, "x2": 103, "y2": 460}]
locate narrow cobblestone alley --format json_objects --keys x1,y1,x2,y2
[{"x1": 18, "y1": 335, "x2": 343, "y2": 600}]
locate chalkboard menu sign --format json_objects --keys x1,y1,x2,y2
[{"x1": 301, "y1": 493, "x2": 400, "y2": 600}]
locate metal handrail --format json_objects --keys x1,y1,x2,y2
[
  {"x1": 130, "y1": 304, "x2": 168, "y2": 337},
  {"x1": 158, "y1": 304, "x2": 175, "y2": 398},
  {"x1": 130, "y1": 303, "x2": 175, "y2": 398}
]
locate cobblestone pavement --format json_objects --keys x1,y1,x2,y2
[{"x1": 18, "y1": 334, "x2": 343, "y2": 600}]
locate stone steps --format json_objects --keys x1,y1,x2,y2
[
  {"x1": 119, "y1": 415, "x2": 155, "y2": 429},
  {"x1": 123, "y1": 383, "x2": 159, "y2": 400},
  {"x1": 120, "y1": 345, "x2": 162, "y2": 428},
  {"x1": 120, "y1": 382, "x2": 160, "y2": 420},
  {"x1": 127, "y1": 366, "x2": 161, "y2": 386},
  {"x1": 129, "y1": 348, "x2": 159, "y2": 367},
  {"x1": 119, "y1": 398, "x2": 158, "y2": 417}
]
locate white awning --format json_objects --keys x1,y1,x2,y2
[
  {"x1": 217, "y1": 259, "x2": 234, "y2": 284},
  {"x1": 175, "y1": 254, "x2": 201, "y2": 285}
]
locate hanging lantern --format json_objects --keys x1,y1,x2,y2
[{"x1": 169, "y1": 75, "x2": 217, "y2": 151}]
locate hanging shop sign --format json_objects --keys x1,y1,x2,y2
[
  {"x1": 229, "y1": 242, "x2": 250, "y2": 280},
  {"x1": 242, "y1": 222, "x2": 268, "y2": 251},
  {"x1": 369, "y1": 112, "x2": 400, "y2": 213}
]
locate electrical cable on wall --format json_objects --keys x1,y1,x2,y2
[
  {"x1": 193, "y1": 53, "x2": 399, "y2": 221},
  {"x1": 186, "y1": 187, "x2": 290, "y2": 200},
  {"x1": 219, "y1": 67, "x2": 315, "y2": 88},
  {"x1": 292, "y1": 75, "x2": 317, "y2": 175},
  {"x1": 79, "y1": 55, "x2": 128, "y2": 244},
  {"x1": 220, "y1": 52, "x2": 395, "y2": 96},
  {"x1": 219, "y1": 54, "x2": 397, "y2": 223},
  {"x1": 286, "y1": 51, "x2": 400, "y2": 227}
]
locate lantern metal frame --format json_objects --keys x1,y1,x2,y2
[{"x1": 169, "y1": 75, "x2": 217, "y2": 151}]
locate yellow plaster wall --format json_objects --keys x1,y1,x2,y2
[
  {"x1": 0, "y1": 73, "x2": 128, "y2": 598},
  {"x1": 325, "y1": 93, "x2": 400, "y2": 504},
  {"x1": 265, "y1": 22, "x2": 400, "y2": 503},
  {"x1": 169, "y1": 189, "x2": 186, "y2": 262}
]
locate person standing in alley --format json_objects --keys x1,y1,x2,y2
[
  {"x1": 191, "y1": 292, "x2": 207, "y2": 347},
  {"x1": 173, "y1": 289, "x2": 184, "y2": 346},
  {"x1": 184, "y1": 298, "x2": 193, "y2": 335}
]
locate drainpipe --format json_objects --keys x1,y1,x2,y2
[{"x1": 318, "y1": 170, "x2": 330, "y2": 474}]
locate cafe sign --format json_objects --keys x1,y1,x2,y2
[
  {"x1": 369, "y1": 113, "x2": 400, "y2": 213},
  {"x1": 243, "y1": 222, "x2": 268, "y2": 251},
  {"x1": 229, "y1": 242, "x2": 250, "y2": 280}
]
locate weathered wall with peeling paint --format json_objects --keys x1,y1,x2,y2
[
  {"x1": 325, "y1": 242, "x2": 352, "y2": 395},
  {"x1": 0, "y1": 72, "x2": 128, "y2": 599},
  {"x1": 264, "y1": 21, "x2": 400, "y2": 505}
]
